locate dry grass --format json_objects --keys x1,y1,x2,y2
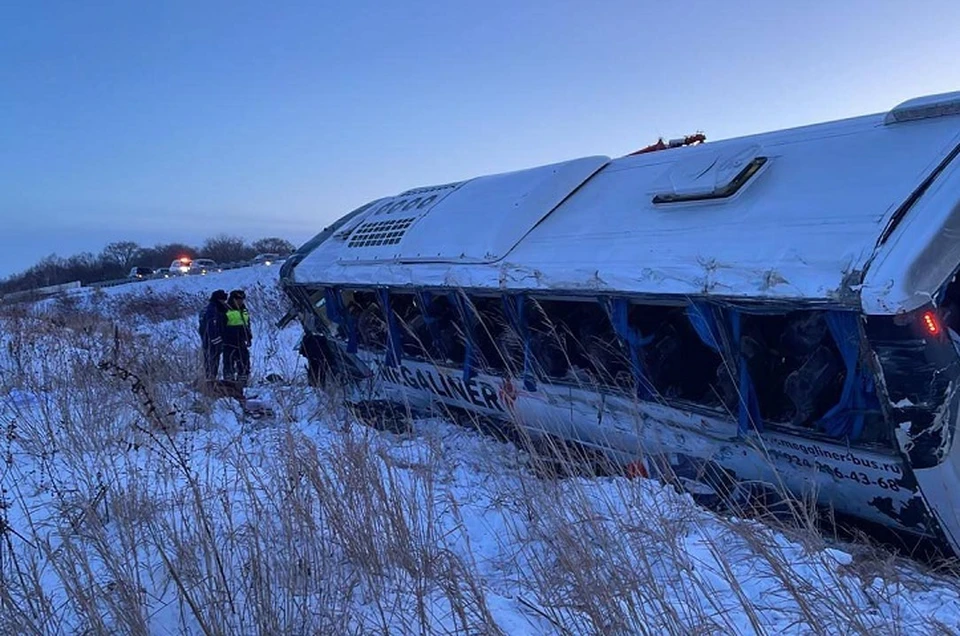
[
  {"x1": 0, "y1": 289, "x2": 958, "y2": 635},
  {"x1": 110, "y1": 288, "x2": 201, "y2": 325}
]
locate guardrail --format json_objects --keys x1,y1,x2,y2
[
  {"x1": 84, "y1": 261, "x2": 264, "y2": 290},
  {"x1": 87, "y1": 278, "x2": 133, "y2": 289},
  {"x1": 2, "y1": 259, "x2": 286, "y2": 304},
  {"x1": 0, "y1": 280, "x2": 82, "y2": 305}
]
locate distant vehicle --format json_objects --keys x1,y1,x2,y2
[
  {"x1": 252, "y1": 253, "x2": 281, "y2": 266},
  {"x1": 128, "y1": 266, "x2": 154, "y2": 279},
  {"x1": 189, "y1": 258, "x2": 220, "y2": 275},
  {"x1": 168, "y1": 257, "x2": 192, "y2": 276}
]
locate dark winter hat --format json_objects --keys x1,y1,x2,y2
[
  {"x1": 229, "y1": 289, "x2": 246, "y2": 300},
  {"x1": 210, "y1": 289, "x2": 228, "y2": 301}
]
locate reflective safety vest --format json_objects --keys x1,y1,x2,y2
[{"x1": 225, "y1": 309, "x2": 250, "y2": 327}]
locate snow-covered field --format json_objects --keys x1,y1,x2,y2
[{"x1": 1, "y1": 266, "x2": 960, "y2": 634}]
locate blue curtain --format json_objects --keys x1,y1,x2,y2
[
  {"x1": 323, "y1": 287, "x2": 343, "y2": 324},
  {"x1": 818, "y1": 312, "x2": 876, "y2": 441},
  {"x1": 450, "y1": 292, "x2": 477, "y2": 383},
  {"x1": 324, "y1": 287, "x2": 358, "y2": 353},
  {"x1": 415, "y1": 290, "x2": 445, "y2": 360},
  {"x1": 502, "y1": 294, "x2": 536, "y2": 391},
  {"x1": 603, "y1": 297, "x2": 655, "y2": 400},
  {"x1": 376, "y1": 289, "x2": 402, "y2": 367},
  {"x1": 686, "y1": 302, "x2": 722, "y2": 352},
  {"x1": 686, "y1": 302, "x2": 761, "y2": 435},
  {"x1": 729, "y1": 310, "x2": 763, "y2": 435}
]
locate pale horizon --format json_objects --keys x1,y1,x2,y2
[{"x1": 2, "y1": 0, "x2": 959, "y2": 276}]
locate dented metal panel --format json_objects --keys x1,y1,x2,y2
[
  {"x1": 294, "y1": 156, "x2": 610, "y2": 274},
  {"x1": 291, "y1": 104, "x2": 960, "y2": 304},
  {"x1": 861, "y1": 146, "x2": 960, "y2": 315},
  {"x1": 354, "y1": 353, "x2": 932, "y2": 538}
]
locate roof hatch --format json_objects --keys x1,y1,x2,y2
[{"x1": 650, "y1": 143, "x2": 767, "y2": 204}]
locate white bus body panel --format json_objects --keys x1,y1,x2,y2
[
  {"x1": 294, "y1": 112, "x2": 960, "y2": 310},
  {"x1": 861, "y1": 149, "x2": 960, "y2": 315},
  {"x1": 308, "y1": 156, "x2": 608, "y2": 267},
  {"x1": 357, "y1": 354, "x2": 921, "y2": 536}
]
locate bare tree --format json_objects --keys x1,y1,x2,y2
[
  {"x1": 139, "y1": 243, "x2": 199, "y2": 269},
  {"x1": 251, "y1": 237, "x2": 296, "y2": 256},
  {"x1": 201, "y1": 234, "x2": 253, "y2": 264},
  {"x1": 101, "y1": 241, "x2": 142, "y2": 271},
  {"x1": 3, "y1": 233, "x2": 301, "y2": 293}
]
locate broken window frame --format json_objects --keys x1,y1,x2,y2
[
  {"x1": 374, "y1": 288, "x2": 403, "y2": 367},
  {"x1": 522, "y1": 295, "x2": 634, "y2": 393},
  {"x1": 464, "y1": 294, "x2": 516, "y2": 377},
  {"x1": 817, "y1": 311, "x2": 882, "y2": 443},
  {"x1": 349, "y1": 290, "x2": 388, "y2": 354},
  {"x1": 601, "y1": 296, "x2": 656, "y2": 399},
  {"x1": 616, "y1": 300, "x2": 734, "y2": 413},
  {"x1": 449, "y1": 290, "x2": 479, "y2": 383},
  {"x1": 323, "y1": 286, "x2": 358, "y2": 353},
  {"x1": 685, "y1": 301, "x2": 761, "y2": 433},
  {"x1": 717, "y1": 302, "x2": 884, "y2": 445},
  {"x1": 387, "y1": 291, "x2": 434, "y2": 362},
  {"x1": 321, "y1": 284, "x2": 884, "y2": 447},
  {"x1": 502, "y1": 293, "x2": 537, "y2": 391}
]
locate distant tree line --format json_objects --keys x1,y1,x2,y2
[{"x1": 0, "y1": 235, "x2": 297, "y2": 294}]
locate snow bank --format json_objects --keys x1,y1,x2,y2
[{"x1": 1, "y1": 267, "x2": 959, "y2": 634}]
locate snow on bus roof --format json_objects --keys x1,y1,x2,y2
[{"x1": 292, "y1": 100, "x2": 960, "y2": 309}]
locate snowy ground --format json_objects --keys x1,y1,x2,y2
[{"x1": 1, "y1": 266, "x2": 960, "y2": 634}]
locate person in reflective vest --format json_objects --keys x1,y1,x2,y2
[
  {"x1": 223, "y1": 289, "x2": 252, "y2": 387},
  {"x1": 199, "y1": 289, "x2": 228, "y2": 382}
]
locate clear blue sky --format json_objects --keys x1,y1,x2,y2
[{"x1": 2, "y1": 0, "x2": 959, "y2": 277}]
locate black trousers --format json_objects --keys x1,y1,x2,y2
[
  {"x1": 300, "y1": 334, "x2": 331, "y2": 387},
  {"x1": 223, "y1": 345, "x2": 251, "y2": 387}
]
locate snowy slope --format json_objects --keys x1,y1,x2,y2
[
  {"x1": 1, "y1": 267, "x2": 960, "y2": 634},
  {"x1": 69, "y1": 265, "x2": 303, "y2": 384}
]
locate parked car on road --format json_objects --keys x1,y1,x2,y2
[
  {"x1": 189, "y1": 259, "x2": 221, "y2": 275},
  {"x1": 128, "y1": 266, "x2": 155, "y2": 279},
  {"x1": 168, "y1": 257, "x2": 192, "y2": 276},
  {"x1": 252, "y1": 253, "x2": 282, "y2": 266}
]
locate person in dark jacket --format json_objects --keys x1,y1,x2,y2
[
  {"x1": 299, "y1": 330, "x2": 332, "y2": 387},
  {"x1": 223, "y1": 289, "x2": 252, "y2": 387},
  {"x1": 199, "y1": 289, "x2": 228, "y2": 382},
  {"x1": 296, "y1": 312, "x2": 335, "y2": 387}
]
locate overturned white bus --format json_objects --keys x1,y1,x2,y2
[{"x1": 280, "y1": 91, "x2": 960, "y2": 555}]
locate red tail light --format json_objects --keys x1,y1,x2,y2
[{"x1": 922, "y1": 311, "x2": 941, "y2": 336}]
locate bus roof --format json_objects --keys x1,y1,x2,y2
[{"x1": 291, "y1": 92, "x2": 960, "y2": 314}]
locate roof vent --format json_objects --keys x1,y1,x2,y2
[
  {"x1": 651, "y1": 143, "x2": 767, "y2": 204},
  {"x1": 347, "y1": 217, "x2": 417, "y2": 248},
  {"x1": 885, "y1": 91, "x2": 960, "y2": 125}
]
